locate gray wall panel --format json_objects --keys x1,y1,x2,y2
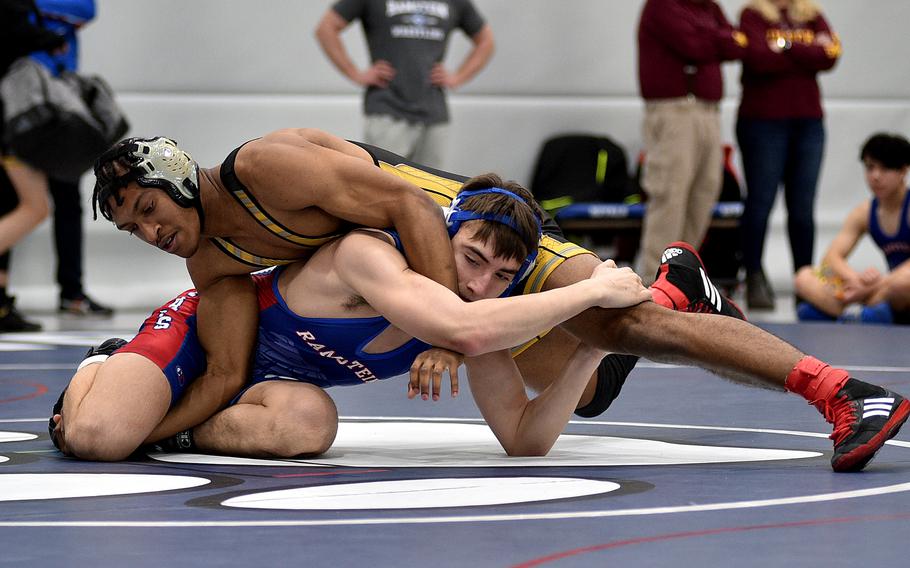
[{"x1": 11, "y1": 0, "x2": 910, "y2": 307}]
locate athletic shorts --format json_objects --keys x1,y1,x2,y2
[
  {"x1": 116, "y1": 286, "x2": 295, "y2": 410},
  {"x1": 117, "y1": 290, "x2": 207, "y2": 407}
]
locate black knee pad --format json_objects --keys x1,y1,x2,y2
[{"x1": 574, "y1": 354, "x2": 639, "y2": 418}]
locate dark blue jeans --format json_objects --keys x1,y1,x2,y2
[{"x1": 736, "y1": 117, "x2": 825, "y2": 273}]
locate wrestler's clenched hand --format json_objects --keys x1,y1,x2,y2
[{"x1": 590, "y1": 259, "x2": 653, "y2": 309}]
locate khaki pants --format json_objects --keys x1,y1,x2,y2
[
  {"x1": 364, "y1": 114, "x2": 450, "y2": 169},
  {"x1": 636, "y1": 98, "x2": 722, "y2": 283}
]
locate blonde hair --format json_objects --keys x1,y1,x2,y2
[{"x1": 746, "y1": 0, "x2": 821, "y2": 23}]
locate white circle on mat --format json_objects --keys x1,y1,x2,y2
[
  {"x1": 222, "y1": 477, "x2": 620, "y2": 510},
  {"x1": 0, "y1": 474, "x2": 210, "y2": 502},
  {"x1": 0, "y1": 432, "x2": 37, "y2": 443},
  {"x1": 151, "y1": 420, "x2": 819, "y2": 468}
]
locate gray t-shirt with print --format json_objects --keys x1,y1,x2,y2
[{"x1": 332, "y1": 0, "x2": 485, "y2": 125}]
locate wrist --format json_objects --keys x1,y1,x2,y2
[
  {"x1": 579, "y1": 279, "x2": 604, "y2": 307},
  {"x1": 346, "y1": 66, "x2": 365, "y2": 84}
]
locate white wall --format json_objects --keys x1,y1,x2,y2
[{"x1": 12, "y1": 0, "x2": 910, "y2": 309}]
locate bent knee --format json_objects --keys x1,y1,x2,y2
[
  {"x1": 793, "y1": 266, "x2": 818, "y2": 294},
  {"x1": 66, "y1": 418, "x2": 137, "y2": 461},
  {"x1": 13, "y1": 198, "x2": 50, "y2": 226},
  {"x1": 266, "y1": 420, "x2": 337, "y2": 458},
  {"x1": 883, "y1": 277, "x2": 910, "y2": 308},
  {"x1": 32, "y1": 196, "x2": 50, "y2": 221},
  {"x1": 266, "y1": 385, "x2": 339, "y2": 457}
]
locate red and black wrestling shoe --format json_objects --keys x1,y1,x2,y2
[
  {"x1": 651, "y1": 241, "x2": 746, "y2": 320},
  {"x1": 825, "y1": 378, "x2": 910, "y2": 472}
]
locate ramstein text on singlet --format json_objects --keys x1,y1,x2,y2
[
  {"x1": 295, "y1": 330, "x2": 379, "y2": 382},
  {"x1": 153, "y1": 292, "x2": 197, "y2": 330}
]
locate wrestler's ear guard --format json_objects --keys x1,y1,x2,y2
[
  {"x1": 48, "y1": 388, "x2": 66, "y2": 449},
  {"x1": 93, "y1": 137, "x2": 200, "y2": 219}
]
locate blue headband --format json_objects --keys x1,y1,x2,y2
[{"x1": 446, "y1": 187, "x2": 542, "y2": 294}]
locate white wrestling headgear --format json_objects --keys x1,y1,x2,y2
[{"x1": 93, "y1": 136, "x2": 200, "y2": 219}]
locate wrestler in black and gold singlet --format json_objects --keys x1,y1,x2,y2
[
  {"x1": 215, "y1": 140, "x2": 595, "y2": 299},
  {"x1": 212, "y1": 142, "x2": 349, "y2": 268}
]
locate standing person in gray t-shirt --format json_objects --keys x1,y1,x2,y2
[{"x1": 315, "y1": 0, "x2": 494, "y2": 168}]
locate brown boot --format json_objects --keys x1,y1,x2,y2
[{"x1": 746, "y1": 269, "x2": 775, "y2": 310}]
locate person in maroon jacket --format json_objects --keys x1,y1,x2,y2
[
  {"x1": 635, "y1": 0, "x2": 747, "y2": 283},
  {"x1": 735, "y1": 0, "x2": 840, "y2": 309}
]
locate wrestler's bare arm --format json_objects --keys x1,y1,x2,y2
[
  {"x1": 331, "y1": 232, "x2": 650, "y2": 356},
  {"x1": 144, "y1": 251, "x2": 259, "y2": 441},
  {"x1": 237, "y1": 131, "x2": 458, "y2": 291},
  {"x1": 262, "y1": 128, "x2": 374, "y2": 162},
  {"x1": 821, "y1": 201, "x2": 870, "y2": 280},
  {"x1": 465, "y1": 345, "x2": 605, "y2": 456}
]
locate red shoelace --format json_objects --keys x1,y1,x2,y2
[{"x1": 816, "y1": 395, "x2": 856, "y2": 444}]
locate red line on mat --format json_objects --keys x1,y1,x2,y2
[
  {"x1": 511, "y1": 512, "x2": 910, "y2": 567},
  {"x1": 0, "y1": 380, "x2": 48, "y2": 404}
]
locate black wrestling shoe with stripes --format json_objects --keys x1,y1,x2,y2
[
  {"x1": 59, "y1": 295, "x2": 114, "y2": 317},
  {"x1": 826, "y1": 379, "x2": 910, "y2": 472},
  {"x1": 650, "y1": 241, "x2": 746, "y2": 320}
]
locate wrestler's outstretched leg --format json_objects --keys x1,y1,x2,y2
[
  {"x1": 519, "y1": 241, "x2": 745, "y2": 418},
  {"x1": 518, "y1": 241, "x2": 745, "y2": 417},
  {"x1": 538, "y1": 246, "x2": 909, "y2": 471}
]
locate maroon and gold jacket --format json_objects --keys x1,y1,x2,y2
[
  {"x1": 638, "y1": 0, "x2": 747, "y2": 102},
  {"x1": 737, "y1": 6, "x2": 841, "y2": 119}
]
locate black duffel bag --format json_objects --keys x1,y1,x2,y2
[{"x1": 0, "y1": 57, "x2": 129, "y2": 181}]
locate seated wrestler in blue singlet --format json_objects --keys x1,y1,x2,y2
[
  {"x1": 50, "y1": 175, "x2": 652, "y2": 460},
  {"x1": 794, "y1": 133, "x2": 910, "y2": 324}
]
